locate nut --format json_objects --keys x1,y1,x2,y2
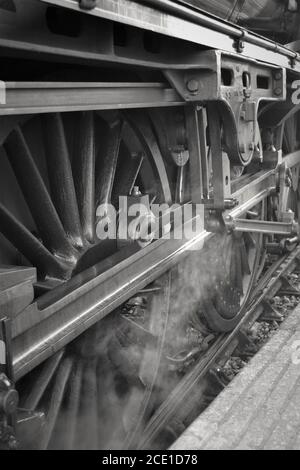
[{"x1": 273, "y1": 87, "x2": 282, "y2": 96}]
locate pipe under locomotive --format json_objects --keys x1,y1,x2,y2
[{"x1": 177, "y1": 0, "x2": 294, "y2": 22}]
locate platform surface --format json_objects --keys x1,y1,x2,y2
[{"x1": 171, "y1": 305, "x2": 300, "y2": 450}]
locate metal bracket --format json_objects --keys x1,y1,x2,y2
[
  {"x1": 165, "y1": 50, "x2": 286, "y2": 166},
  {"x1": 224, "y1": 215, "x2": 298, "y2": 237},
  {"x1": 276, "y1": 161, "x2": 295, "y2": 222},
  {"x1": 223, "y1": 157, "x2": 299, "y2": 239},
  {"x1": 233, "y1": 37, "x2": 245, "y2": 54},
  {"x1": 0, "y1": 317, "x2": 18, "y2": 450}
]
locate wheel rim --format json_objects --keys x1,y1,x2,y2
[{"x1": 200, "y1": 202, "x2": 266, "y2": 332}]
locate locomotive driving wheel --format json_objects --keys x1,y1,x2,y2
[
  {"x1": 199, "y1": 202, "x2": 266, "y2": 332},
  {"x1": 0, "y1": 110, "x2": 172, "y2": 281},
  {"x1": 17, "y1": 272, "x2": 172, "y2": 450},
  {"x1": 0, "y1": 109, "x2": 175, "y2": 449}
]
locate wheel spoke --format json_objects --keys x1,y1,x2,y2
[
  {"x1": 125, "y1": 112, "x2": 172, "y2": 204},
  {"x1": 240, "y1": 236, "x2": 251, "y2": 275},
  {"x1": 21, "y1": 350, "x2": 65, "y2": 410},
  {"x1": 244, "y1": 232, "x2": 257, "y2": 248},
  {"x1": 202, "y1": 297, "x2": 224, "y2": 331},
  {"x1": 60, "y1": 360, "x2": 83, "y2": 450},
  {"x1": 223, "y1": 236, "x2": 233, "y2": 274},
  {"x1": 40, "y1": 356, "x2": 73, "y2": 450},
  {"x1": 73, "y1": 112, "x2": 96, "y2": 243},
  {"x1": 229, "y1": 241, "x2": 236, "y2": 285},
  {"x1": 42, "y1": 114, "x2": 83, "y2": 248},
  {"x1": 0, "y1": 203, "x2": 69, "y2": 278},
  {"x1": 4, "y1": 127, "x2": 76, "y2": 261},
  {"x1": 234, "y1": 241, "x2": 243, "y2": 294},
  {"x1": 95, "y1": 118, "x2": 123, "y2": 208},
  {"x1": 76, "y1": 359, "x2": 99, "y2": 450}
]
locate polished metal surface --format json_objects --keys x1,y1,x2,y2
[
  {"x1": 11, "y1": 166, "x2": 282, "y2": 380},
  {"x1": 228, "y1": 218, "x2": 298, "y2": 236},
  {"x1": 41, "y1": 0, "x2": 300, "y2": 72},
  {"x1": 12, "y1": 216, "x2": 207, "y2": 380},
  {"x1": 0, "y1": 82, "x2": 182, "y2": 116}
]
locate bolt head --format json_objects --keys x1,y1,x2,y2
[
  {"x1": 285, "y1": 176, "x2": 292, "y2": 187},
  {"x1": 0, "y1": 389, "x2": 19, "y2": 415},
  {"x1": 273, "y1": 71, "x2": 282, "y2": 81},
  {"x1": 186, "y1": 79, "x2": 199, "y2": 93},
  {"x1": 132, "y1": 186, "x2": 141, "y2": 196}
]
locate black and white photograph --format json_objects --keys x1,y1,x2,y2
[{"x1": 0, "y1": 0, "x2": 300, "y2": 453}]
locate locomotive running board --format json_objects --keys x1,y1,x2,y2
[
  {"x1": 41, "y1": 0, "x2": 300, "y2": 73},
  {"x1": 0, "y1": 82, "x2": 182, "y2": 116}
]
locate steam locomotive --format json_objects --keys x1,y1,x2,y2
[{"x1": 0, "y1": 0, "x2": 300, "y2": 450}]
